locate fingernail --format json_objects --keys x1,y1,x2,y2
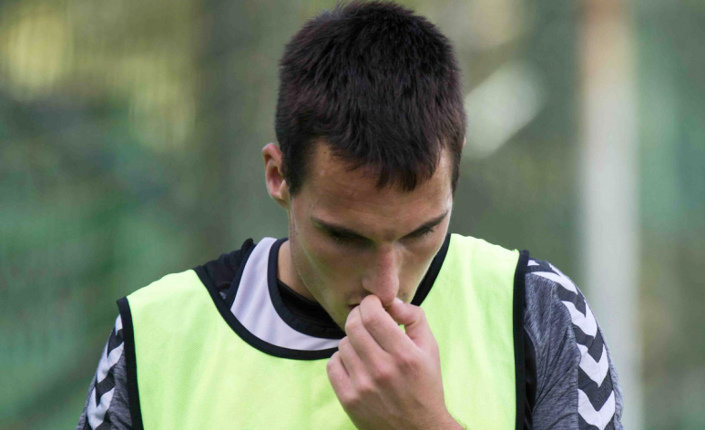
[{"x1": 393, "y1": 297, "x2": 404, "y2": 305}]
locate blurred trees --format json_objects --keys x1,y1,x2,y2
[
  {"x1": 636, "y1": 1, "x2": 705, "y2": 427},
  {"x1": 1, "y1": 0, "x2": 704, "y2": 428}
]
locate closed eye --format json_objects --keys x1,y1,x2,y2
[
  {"x1": 327, "y1": 228, "x2": 369, "y2": 245},
  {"x1": 405, "y1": 225, "x2": 435, "y2": 239},
  {"x1": 312, "y1": 210, "x2": 447, "y2": 245}
]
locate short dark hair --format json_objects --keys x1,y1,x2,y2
[{"x1": 275, "y1": 1, "x2": 465, "y2": 194}]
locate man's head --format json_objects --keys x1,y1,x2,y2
[
  {"x1": 275, "y1": 1, "x2": 465, "y2": 195},
  {"x1": 264, "y1": 1, "x2": 465, "y2": 329}
]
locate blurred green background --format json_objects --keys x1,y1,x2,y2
[{"x1": 1, "y1": 0, "x2": 704, "y2": 428}]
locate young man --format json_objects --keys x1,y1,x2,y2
[{"x1": 78, "y1": 2, "x2": 623, "y2": 429}]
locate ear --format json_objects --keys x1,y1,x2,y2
[{"x1": 262, "y1": 143, "x2": 290, "y2": 209}]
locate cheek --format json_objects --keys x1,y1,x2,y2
[{"x1": 399, "y1": 232, "x2": 447, "y2": 295}]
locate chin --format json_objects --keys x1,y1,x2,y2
[{"x1": 333, "y1": 311, "x2": 349, "y2": 331}]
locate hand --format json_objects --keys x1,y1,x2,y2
[{"x1": 327, "y1": 295, "x2": 462, "y2": 430}]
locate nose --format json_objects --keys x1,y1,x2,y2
[{"x1": 362, "y1": 246, "x2": 400, "y2": 307}]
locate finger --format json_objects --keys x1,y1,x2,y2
[
  {"x1": 357, "y1": 295, "x2": 415, "y2": 355},
  {"x1": 337, "y1": 336, "x2": 368, "y2": 380},
  {"x1": 345, "y1": 305, "x2": 391, "y2": 367},
  {"x1": 327, "y1": 351, "x2": 354, "y2": 399},
  {"x1": 387, "y1": 298, "x2": 435, "y2": 349}
]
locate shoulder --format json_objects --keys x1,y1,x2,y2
[
  {"x1": 193, "y1": 238, "x2": 256, "y2": 292},
  {"x1": 522, "y1": 258, "x2": 585, "y2": 348},
  {"x1": 125, "y1": 238, "x2": 258, "y2": 305},
  {"x1": 521, "y1": 256, "x2": 624, "y2": 429}
]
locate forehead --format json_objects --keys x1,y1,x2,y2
[{"x1": 295, "y1": 142, "x2": 453, "y2": 237}]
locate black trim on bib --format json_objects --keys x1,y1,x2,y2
[
  {"x1": 267, "y1": 238, "x2": 346, "y2": 339},
  {"x1": 197, "y1": 235, "x2": 452, "y2": 361},
  {"x1": 411, "y1": 233, "x2": 451, "y2": 306},
  {"x1": 201, "y1": 263, "x2": 340, "y2": 361},
  {"x1": 116, "y1": 297, "x2": 144, "y2": 430},
  {"x1": 192, "y1": 239, "x2": 255, "y2": 307},
  {"x1": 513, "y1": 250, "x2": 529, "y2": 430}
]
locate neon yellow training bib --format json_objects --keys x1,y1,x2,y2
[{"x1": 120, "y1": 234, "x2": 524, "y2": 429}]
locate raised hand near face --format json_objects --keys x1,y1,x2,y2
[{"x1": 327, "y1": 295, "x2": 463, "y2": 430}]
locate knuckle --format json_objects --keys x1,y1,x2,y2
[
  {"x1": 397, "y1": 352, "x2": 420, "y2": 373},
  {"x1": 344, "y1": 312, "x2": 362, "y2": 334},
  {"x1": 337, "y1": 338, "x2": 353, "y2": 357},
  {"x1": 339, "y1": 390, "x2": 359, "y2": 408},
  {"x1": 326, "y1": 358, "x2": 337, "y2": 376},
  {"x1": 413, "y1": 306, "x2": 427, "y2": 322},
  {"x1": 371, "y1": 362, "x2": 394, "y2": 383},
  {"x1": 338, "y1": 337, "x2": 349, "y2": 350},
  {"x1": 355, "y1": 377, "x2": 374, "y2": 396}
]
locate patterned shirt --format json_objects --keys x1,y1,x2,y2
[{"x1": 77, "y1": 239, "x2": 623, "y2": 429}]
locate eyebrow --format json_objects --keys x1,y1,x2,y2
[{"x1": 311, "y1": 210, "x2": 449, "y2": 242}]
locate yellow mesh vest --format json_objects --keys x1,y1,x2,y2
[{"x1": 122, "y1": 234, "x2": 522, "y2": 429}]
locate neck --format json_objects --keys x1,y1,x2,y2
[{"x1": 277, "y1": 240, "x2": 316, "y2": 301}]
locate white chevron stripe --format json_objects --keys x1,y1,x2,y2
[
  {"x1": 87, "y1": 385, "x2": 115, "y2": 428},
  {"x1": 96, "y1": 342, "x2": 124, "y2": 382},
  {"x1": 87, "y1": 316, "x2": 124, "y2": 428},
  {"x1": 577, "y1": 343, "x2": 609, "y2": 384},
  {"x1": 115, "y1": 314, "x2": 122, "y2": 333},
  {"x1": 528, "y1": 259, "x2": 540, "y2": 267},
  {"x1": 562, "y1": 301, "x2": 597, "y2": 337},
  {"x1": 578, "y1": 389, "x2": 615, "y2": 429},
  {"x1": 529, "y1": 260, "x2": 616, "y2": 427},
  {"x1": 530, "y1": 270, "x2": 578, "y2": 294}
]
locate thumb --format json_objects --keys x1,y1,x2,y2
[{"x1": 387, "y1": 298, "x2": 434, "y2": 348}]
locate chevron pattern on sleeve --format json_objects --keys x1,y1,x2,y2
[
  {"x1": 86, "y1": 315, "x2": 124, "y2": 430},
  {"x1": 527, "y1": 259, "x2": 617, "y2": 430}
]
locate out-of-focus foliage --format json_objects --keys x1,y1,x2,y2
[
  {"x1": 0, "y1": 0, "x2": 703, "y2": 428},
  {"x1": 636, "y1": 1, "x2": 705, "y2": 428}
]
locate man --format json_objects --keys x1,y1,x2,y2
[{"x1": 78, "y1": 2, "x2": 623, "y2": 429}]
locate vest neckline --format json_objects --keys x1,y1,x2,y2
[
  {"x1": 200, "y1": 235, "x2": 451, "y2": 360},
  {"x1": 267, "y1": 238, "x2": 347, "y2": 339}
]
